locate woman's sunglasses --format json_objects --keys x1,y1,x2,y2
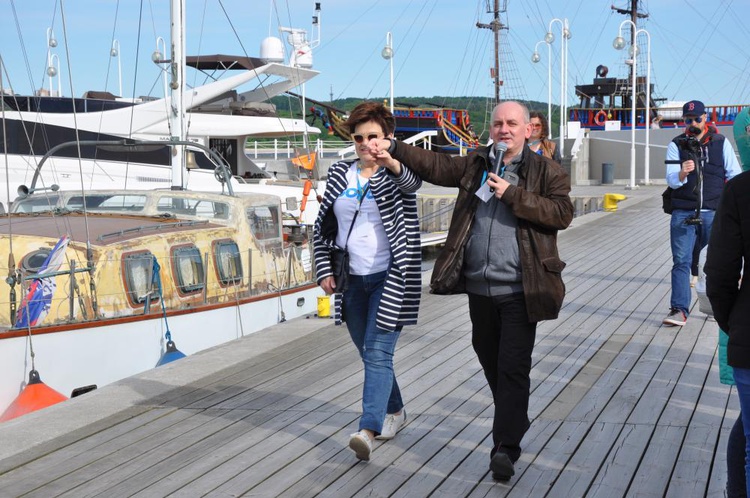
[{"x1": 352, "y1": 133, "x2": 382, "y2": 144}]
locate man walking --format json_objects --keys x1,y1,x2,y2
[
  {"x1": 663, "y1": 100, "x2": 740, "y2": 326},
  {"x1": 369, "y1": 101, "x2": 574, "y2": 481}
]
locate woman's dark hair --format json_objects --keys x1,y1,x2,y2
[
  {"x1": 344, "y1": 101, "x2": 396, "y2": 136},
  {"x1": 529, "y1": 110, "x2": 550, "y2": 140}
]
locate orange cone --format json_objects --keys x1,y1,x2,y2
[{"x1": 0, "y1": 370, "x2": 68, "y2": 422}]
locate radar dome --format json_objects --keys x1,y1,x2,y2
[{"x1": 260, "y1": 37, "x2": 284, "y2": 63}]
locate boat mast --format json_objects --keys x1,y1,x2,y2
[
  {"x1": 476, "y1": 0, "x2": 507, "y2": 105},
  {"x1": 169, "y1": 0, "x2": 187, "y2": 190}
]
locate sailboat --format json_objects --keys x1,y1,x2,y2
[
  {"x1": 1, "y1": 11, "x2": 325, "y2": 224},
  {"x1": 0, "y1": 0, "x2": 321, "y2": 419}
]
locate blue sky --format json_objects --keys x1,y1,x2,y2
[{"x1": 2, "y1": 0, "x2": 749, "y2": 110}]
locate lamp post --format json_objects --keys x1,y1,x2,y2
[
  {"x1": 152, "y1": 37, "x2": 169, "y2": 98},
  {"x1": 614, "y1": 21, "x2": 651, "y2": 188},
  {"x1": 531, "y1": 39, "x2": 552, "y2": 126},
  {"x1": 46, "y1": 27, "x2": 58, "y2": 96},
  {"x1": 110, "y1": 39, "x2": 122, "y2": 97},
  {"x1": 46, "y1": 54, "x2": 61, "y2": 97},
  {"x1": 545, "y1": 18, "x2": 571, "y2": 155},
  {"x1": 381, "y1": 32, "x2": 394, "y2": 113}
]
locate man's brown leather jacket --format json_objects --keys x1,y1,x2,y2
[{"x1": 390, "y1": 141, "x2": 574, "y2": 322}]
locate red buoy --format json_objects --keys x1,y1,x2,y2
[{"x1": 0, "y1": 370, "x2": 68, "y2": 422}]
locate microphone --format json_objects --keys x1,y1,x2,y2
[{"x1": 489, "y1": 142, "x2": 508, "y2": 193}]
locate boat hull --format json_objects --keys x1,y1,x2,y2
[{"x1": 0, "y1": 284, "x2": 320, "y2": 415}]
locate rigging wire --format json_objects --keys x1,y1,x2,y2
[
  {"x1": 1, "y1": 57, "x2": 13, "y2": 259},
  {"x1": 59, "y1": 0, "x2": 93, "y2": 250},
  {"x1": 328, "y1": 3, "x2": 403, "y2": 100},
  {"x1": 651, "y1": 0, "x2": 736, "y2": 101},
  {"x1": 440, "y1": 0, "x2": 485, "y2": 103}
]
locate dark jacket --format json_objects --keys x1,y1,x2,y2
[
  {"x1": 670, "y1": 131, "x2": 728, "y2": 211},
  {"x1": 389, "y1": 141, "x2": 574, "y2": 322},
  {"x1": 705, "y1": 170, "x2": 750, "y2": 368}
]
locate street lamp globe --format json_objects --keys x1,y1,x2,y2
[
  {"x1": 381, "y1": 46, "x2": 393, "y2": 60},
  {"x1": 152, "y1": 50, "x2": 163, "y2": 63},
  {"x1": 110, "y1": 47, "x2": 118, "y2": 57},
  {"x1": 46, "y1": 65, "x2": 57, "y2": 77},
  {"x1": 531, "y1": 51, "x2": 541, "y2": 63},
  {"x1": 613, "y1": 36, "x2": 626, "y2": 50},
  {"x1": 544, "y1": 31, "x2": 554, "y2": 44}
]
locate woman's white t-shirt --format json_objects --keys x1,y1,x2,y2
[{"x1": 333, "y1": 162, "x2": 391, "y2": 275}]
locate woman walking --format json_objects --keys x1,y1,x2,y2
[
  {"x1": 528, "y1": 111, "x2": 562, "y2": 163},
  {"x1": 312, "y1": 102, "x2": 422, "y2": 461}
]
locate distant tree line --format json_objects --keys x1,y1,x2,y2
[{"x1": 269, "y1": 95, "x2": 563, "y2": 143}]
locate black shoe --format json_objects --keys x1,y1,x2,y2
[{"x1": 490, "y1": 451, "x2": 515, "y2": 481}]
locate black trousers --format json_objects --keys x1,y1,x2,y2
[{"x1": 468, "y1": 292, "x2": 537, "y2": 462}]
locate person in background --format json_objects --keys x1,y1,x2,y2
[
  {"x1": 651, "y1": 115, "x2": 663, "y2": 129},
  {"x1": 368, "y1": 101, "x2": 574, "y2": 481},
  {"x1": 662, "y1": 100, "x2": 741, "y2": 327},
  {"x1": 528, "y1": 111, "x2": 562, "y2": 163},
  {"x1": 312, "y1": 102, "x2": 422, "y2": 462},
  {"x1": 705, "y1": 106, "x2": 750, "y2": 497}
]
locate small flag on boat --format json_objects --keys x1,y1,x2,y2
[{"x1": 15, "y1": 235, "x2": 70, "y2": 328}]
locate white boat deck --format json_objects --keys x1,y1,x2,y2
[{"x1": 0, "y1": 185, "x2": 733, "y2": 497}]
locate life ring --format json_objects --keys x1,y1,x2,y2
[{"x1": 594, "y1": 110, "x2": 608, "y2": 126}]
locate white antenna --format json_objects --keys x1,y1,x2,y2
[{"x1": 278, "y1": 3, "x2": 322, "y2": 148}]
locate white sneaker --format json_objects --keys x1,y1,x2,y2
[
  {"x1": 376, "y1": 409, "x2": 407, "y2": 440},
  {"x1": 348, "y1": 431, "x2": 372, "y2": 461}
]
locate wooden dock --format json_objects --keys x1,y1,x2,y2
[{"x1": 0, "y1": 186, "x2": 734, "y2": 497}]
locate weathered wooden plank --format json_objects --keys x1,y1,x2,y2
[
  {"x1": 0, "y1": 407, "x2": 179, "y2": 493},
  {"x1": 28, "y1": 408, "x2": 228, "y2": 497}
]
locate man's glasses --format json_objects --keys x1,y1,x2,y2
[
  {"x1": 684, "y1": 116, "x2": 704, "y2": 125},
  {"x1": 352, "y1": 133, "x2": 382, "y2": 144}
]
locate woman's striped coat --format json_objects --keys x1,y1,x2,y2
[{"x1": 313, "y1": 160, "x2": 422, "y2": 330}]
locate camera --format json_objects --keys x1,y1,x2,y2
[{"x1": 675, "y1": 135, "x2": 702, "y2": 156}]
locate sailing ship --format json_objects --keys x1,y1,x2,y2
[
  {"x1": 0, "y1": 0, "x2": 322, "y2": 419},
  {"x1": 304, "y1": 95, "x2": 480, "y2": 154},
  {"x1": 566, "y1": 1, "x2": 747, "y2": 133},
  {"x1": 568, "y1": 63, "x2": 746, "y2": 131}
]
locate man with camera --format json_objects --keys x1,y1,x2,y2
[{"x1": 663, "y1": 100, "x2": 741, "y2": 326}]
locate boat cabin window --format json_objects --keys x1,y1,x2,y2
[
  {"x1": 246, "y1": 205, "x2": 281, "y2": 241},
  {"x1": 157, "y1": 196, "x2": 229, "y2": 220},
  {"x1": 12, "y1": 195, "x2": 63, "y2": 213},
  {"x1": 122, "y1": 251, "x2": 160, "y2": 306},
  {"x1": 20, "y1": 249, "x2": 52, "y2": 275},
  {"x1": 67, "y1": 194, "x2": 147, "y2": 212},
  {"x1": 213, "y1": 240, "x2": 243, "y2": 286},
  {"x1": 172, "y1": 246, "x2": 205, "y2": 295}
]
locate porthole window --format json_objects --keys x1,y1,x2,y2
[
  {"x1": 123, "y1": 252, "x2": 160, "y2": 306},
  {"x1": 172, "y1": 246, "x2": 204, "y2": 294},
  {"x1": 20, "y1": 249, "x2": 51, "y2": 275},
  {"x1": 214, "y1": 240, "x2": 243, "y2": 286}
]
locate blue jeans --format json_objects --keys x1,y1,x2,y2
[
  {"x1": 342, "y1": 270, "x2": 403, "y2": 435},
  {"x1": 727, "y1": 414, "x2": 747, "y2": 497},
  {"x1": 733, "y1": 367, "x2": 750, "y2": 497},
  {"x1": 670, "y1": 209, "x2": 714, "y2": 314}
]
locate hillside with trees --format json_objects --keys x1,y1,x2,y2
[{"x1": 270, "y1": 95, "x2": 562, "y2": 143}]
